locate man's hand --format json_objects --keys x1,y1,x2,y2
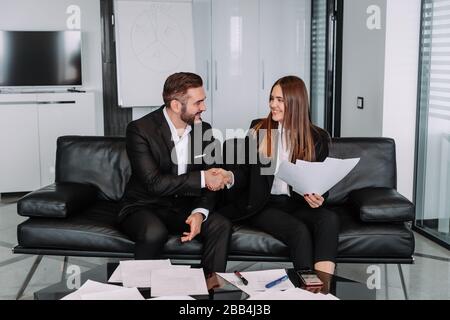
[
  {"x1": 205, "y1": 168, "x2": 232, "y2": 191},
  {"x1": 213, "y1": 168, "x2": 233, "y2": 184},
  {"x1": 205, "y1": 168, "x2": 230, "y2": 191},
  {"x1": 181, "y1": 212, "x2": 203, "y2": 242},
  {"x1": 303, "y1": 193, "x2": 325, "y2": 209}
]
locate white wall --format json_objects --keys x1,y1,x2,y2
[
  {"x1": 0, "y1": 0, "x2": 104, "y2": 135},
  {"x1": 341, "y1": 0, "x2": 387, "y2": 137},
  {"x1": 341, "y1": 0, "x2": 421, "y2": 201},
  {"x1": 382, "y1": 0, "x2": 421, "y2": 200},
  {"x1": 130, "y1": 0, "x2": 311, "y2": 128}
]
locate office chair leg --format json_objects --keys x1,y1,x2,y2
[
  {"x1": 16, "y1": 255, "x2": 43, "y2": 300},
  {"x1": 60, "y1": 256, "x2": 69, "y2": 282},
  {"x1": 397, "y1": 264, "x2": 409, "y2": 300}
]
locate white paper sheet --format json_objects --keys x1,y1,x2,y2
[
  {"x1": 61, "y1": 280, "x2": 127, "y2": 300},
  {"x1": 119, "y1": 259, "x2": 172, "y2": 288},
  {"x1": 109, "y1": 260, "x2": 173, "y2": 284},
  {"x1": 108, "y1": 266, "x2": 123, "y2": 283},
  {"x1": 217, "y1": 269, "x2": 294, "y2": 296},
  {"x1": 80, "y1": 287, "x2": 144, "y2": 300},
  {"x1": 247, "y1": 287, "x2": 339, "y2": 300},
  {"x1": 275, "y1": 157, "x2": 360, "y2": 196},
  {"x1": 150, "y1": 268, "x2": 208, "y2": 297},
  {"x1": 148, "y1": 296, "x2": 196, "y2": 300}
]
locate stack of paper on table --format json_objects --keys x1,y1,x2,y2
[
  {"x1": 63, "y1": 260, "x2": 209, "y2": 299},
  {"x1": 217, "y1": 269, "x2": 294, "y2": 296},
  {"x1": 275, "y1": 157, "x2": 360, "y2": 196},
  {"x1": 61, "y1": 280, "x2": 144, "y2": 300},
  {"x1": 150, "y1": 268, "x2": 208, "y2": 297},
  {"x1": 247, "y1": 287, "x2": 339, "y2": 300},
  {"x1": 108, "y1": 260, "x2": 208, "y2": 296},
  {"x1": 148, "y1": 296, "x2": 195, "y2": 300},
  {"x1": 109, "y1": 259, "x2": 191, "y2": 288},
  {"x1": 108, "y1": 259, "x2": 172, "y2": 287}
]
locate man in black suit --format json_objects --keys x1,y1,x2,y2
[{"x1": 118, "y1": 72, "x2": 232, "y2": 274}]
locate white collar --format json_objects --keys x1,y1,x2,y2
[
  {"x1": 277, "y1": 122, "x2": 289, "y2": 151},
  {"x1": 163, "y1": 107, "x2": 192, "y2": 141}
]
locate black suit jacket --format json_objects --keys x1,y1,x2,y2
[
  {"x1": 220, "y1": 119, "x2": 331, "y2": 222},
  {"x1": 118, "y1": 106, "x2": 220, "y2": 222}
]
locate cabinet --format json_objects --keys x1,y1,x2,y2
[
  {"x1": 0, "y1": 96, "x2": 41, "y2": 192},
  {"x1": 193, "y1": 0, "x2": 311, "y2": 138},
  {"x1": 210, "y1": 0, "x2": 260, "y2": 136},
  {"x1": 258, "y1": 0, "x2": 311, "y2": 117},
  {"x1": 0, "y1": 92, "x2": 96, "y2": 193}
]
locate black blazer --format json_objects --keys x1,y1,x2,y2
[
  {"x1": 221, "y1": 119, "x2": 331, "y2": 222},
  {"x1": 118, "y1": 106, "x2": 220, "y2": 222}
]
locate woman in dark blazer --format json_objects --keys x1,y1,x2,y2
[{"x1": 216, "y1": 76, "x2": 339, "y2": 274}]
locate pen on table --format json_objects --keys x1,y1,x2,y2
[
  {"x1": 234, "y1": 271, "x2": 248, "y2": 285},
  {"x1": 265, "y1": 274, "x2": 289, "y2": 289}
]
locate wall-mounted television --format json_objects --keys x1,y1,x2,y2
[{"x1": 0, "y1": 31, "x2": 82, "y2": 87}]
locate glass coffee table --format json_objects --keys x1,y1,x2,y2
[{"x1": 34, "y1": 263, "x2": 379, "y2": 300}]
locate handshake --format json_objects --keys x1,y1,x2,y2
[{"x1": 204, "y1": 168, "x2": 233, "y2": 191}]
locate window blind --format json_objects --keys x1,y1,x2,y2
[
  {"x1": 311, "y1": 0, "x2": 327, "y2": 127},
  {"x1": 421, "y1": 0, "x2": 450, "y2": 117}
]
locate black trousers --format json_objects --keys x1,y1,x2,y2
[
  {"x1": 246, "y1": 195, "x2": 339, "y2": 270},
  {"x1": 120, "y1": 206, "x2": 232, "y2": 274}
]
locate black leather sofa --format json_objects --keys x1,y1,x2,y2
[{"x1": 13, "y1": 135, "x2": 415, "y2": 297}]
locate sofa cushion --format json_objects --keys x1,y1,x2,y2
[
  {"x1": 17, "y1": 202, "x2": 414, "y2": 260},
  {"x1": 163, "y1": 225, "x2": 291, "y2": 259},
  {"x1": 17, "y1": 201, "x2": 135, "y2": 254},
  {"x1": 348, "y1": 187, "x2": 415, "y2": 222},
  {"x1": 327, "y1": 138, "x2": 397, "y2": 205},
  {"x1": 17, "y1": 183, "x2": 98, "y2": 219},
  {"x1": 55, "y1": 136, "x2": 131, "y2": 201},
  {"x1": 229, "y1": 225, "x2": 290, "y2": 258},
  {"x1": 225, "y1": 207, "x2": 414, "y2": 259},
  {"x1": 332, "y1": 206, "x2": 415, "y2": 259}
]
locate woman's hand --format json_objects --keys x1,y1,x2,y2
[
  {"x1": 206, "y1": 168, "x2": 233, "y2": 191},
  {"x1": 304, "y1": 193, "x2": 324, "y2": 209}
]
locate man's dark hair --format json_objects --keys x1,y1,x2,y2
[{"x1": 163, "y1": 72, "x2": 203, "y2": 108}]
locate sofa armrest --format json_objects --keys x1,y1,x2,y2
[
  {"x1": 17, "y1": 182, "x2": 98, "y2": 218},
  {"x1": 348, "y1": 187, "x2": 415, "y2": 223}
]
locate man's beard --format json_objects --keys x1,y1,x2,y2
[{"x1": 180, "y1": 105, "x2": 200, "y2": 125}]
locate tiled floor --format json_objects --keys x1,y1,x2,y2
[{"x1": 0, "y1": 194, "x2": 449, "y2": 300}]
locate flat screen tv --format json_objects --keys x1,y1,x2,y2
[{"x1": 0, "y1": 31, "x2": 82, "y2": 87}]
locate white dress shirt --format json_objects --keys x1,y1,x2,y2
[
  {"x1": 162, "y1": 108, "x2": 209, "y2": 220},
  {"x1": 270, "y1": 125, "x2": 291, "y2": 196}
]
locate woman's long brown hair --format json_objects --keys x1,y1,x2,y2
[{"x1": 253, "y1": 76, "x2": 318, "y2": 162}]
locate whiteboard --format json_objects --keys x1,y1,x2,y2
[{"x1": 114, "y1": 0, "x2": 196, "y2": 107}]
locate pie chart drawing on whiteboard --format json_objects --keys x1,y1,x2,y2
[{"x1": 131, "y1": 8, "x2": 186, "y2": 73}]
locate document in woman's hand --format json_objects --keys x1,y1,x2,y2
[{"x1": 275, "y1": 157, "x2": 360, "y2": 196}]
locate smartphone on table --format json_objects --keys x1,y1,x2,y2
[{"x1": 296, "y1": 269, "x2": 324, "y2": 288}]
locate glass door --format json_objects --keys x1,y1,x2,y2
[
  {"x1": 310, "y1": 0, "x2": 343, "y2": 136},
  {"x1": 415, "y1": 0, "x2": 450, "y2": 249}
]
